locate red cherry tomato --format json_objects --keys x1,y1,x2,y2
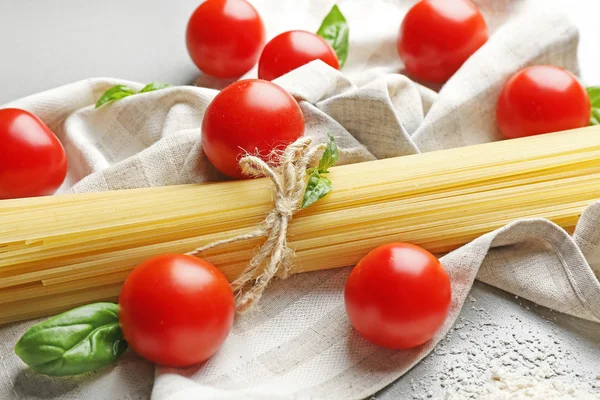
[
  {"x1": 496, "y1": 65, "x2": 591, "y2": 139},
  {"x1": 118, "y1": 254, "x2": 235, "y2": 367},
  {"x1": 258, "y1": 30, "x2": 340, "y2": 81},
  {"x1": 0, "y1": 108, "x2": 67, "y2": 200},
  {"x1": 202, "y1": 79, "x2": 305, "y2": 179},
  {"x1": 344, "y1": 243, "x2": 451, "y2": 349},
  {"x1": 397, "y1": 0, "x2": 488, "y2": 83},
  {"x1": 186, "y1": 0, "x2": 266, "y2": 78}
]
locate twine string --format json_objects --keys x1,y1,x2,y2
[{"x1": 186, "y1": 137, "x2": 326, "y2": 312}]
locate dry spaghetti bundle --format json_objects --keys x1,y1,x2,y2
[{"x1": 2, "y1": 126, "x2": 600, "y2": 324}]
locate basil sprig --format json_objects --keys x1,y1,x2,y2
[
  {"x1": 587, "y1": 87, "x2": 600, "y2": 125},
  {"x1": 317, "y1": 5, "x2": 349, "y2": 68},
  {"x1": 140, "y1": 82, "x2": 172, "y2": 93},
  {"x1": 302, "y1": 134, "x2": 339, "y2": 208},
  {"x1": 15, "y1": 303, "x2": 127, "y2": 376},
  {"x1": 96, "y1": 82, "x2": 171, "y2": 108},
  {"x1": 95, "y1": 85, "x2": 136, "y2": 108},
  {"x1": 317, "y1": 133, "x2": 339, "y2": 173}
]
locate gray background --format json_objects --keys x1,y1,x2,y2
[
  {"x1": 0, "y1": 0, "x2": 201, "y2": 105},
  {"x1": 0, "y1": 1, "x2": 599, "y2": 399},
  {"x1": 0, "y1": 0, "x2": 599, "y2": 105}
]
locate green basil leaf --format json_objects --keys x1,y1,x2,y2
[
  {"x1": 591, "y1": 108, "x2": 600, "y2": 126},
  {"x1": 317, "y1": 134, "x2": 339, "y2": 173},
  {"x1": 14, "y1": 303, "x2": 127, "y2": 376},
  {"x1": 302, "y1": 169, "x2": 333, "y2": 208},
  {"x1": 140, "y1": 82, "x2": 172, "y2": 93},
  {"x1": 587, "y1": 87, "x2": 600, "y2": 126},
  {"x1": 316, "y1": 5, "x2": 349, "y2": 68},
  {"x1": 95, "y1": 85, "x2": 136, "y2": 108},
  {"x1": 587, "y1": 87, "x2": 600, "y2": 105}
]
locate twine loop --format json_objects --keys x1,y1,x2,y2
[{"x1": 186, "y1": 137, "x2": 326, "y2": 312}]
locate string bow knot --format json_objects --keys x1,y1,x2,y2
[{"x1": 187, "y1": 137, "x2": 326, "y2": 312}]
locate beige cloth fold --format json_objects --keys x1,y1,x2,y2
[{"x1": 1, "y1": 1, "x2": 598, "y2": 399}]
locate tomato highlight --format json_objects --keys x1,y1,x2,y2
[
  {"x1": 201, "y1": 79, "x2": 305, "y2": 179},
  {"x1": 118, "y1": 254, "x2": 235, "y2": 367},
  {"x1": 258, "y1": 30, "x2": 340, "y2": 81},
  {"x1": 0, "y1": 108, "x2": 67, "y2": 200},
  {"x1": 344, "y1": 243, "x2": 452, "y2": 349},
  {"x1": 186, "y1": 0, "x2": 266, "y2": 78},
  {"x1": 496, "y1": 65, "x2": 591, "y2": 139},
  {"x1": 397, "y1": 0, "x2": 488, "y2": 83}
]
